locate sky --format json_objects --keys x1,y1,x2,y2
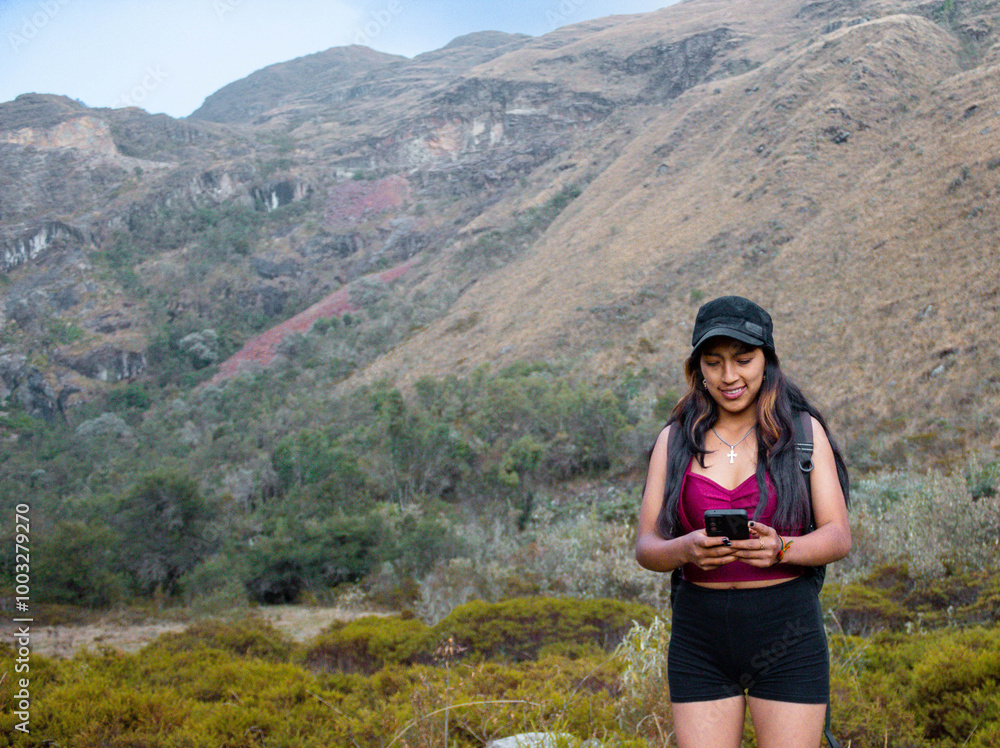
[{"x1": 1, "y1": 0, "x2": 678, "y2": 119}]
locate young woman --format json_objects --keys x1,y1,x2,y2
[{"x1": 635, "y1": 296, "x2": 851, "y2": 748}]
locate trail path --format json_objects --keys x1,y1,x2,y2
[{"x1": 21, "y1": 605, "x2": 381, "y2": 658}]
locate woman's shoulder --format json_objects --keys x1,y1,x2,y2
[
  {"x1": 652, "y1": 421, "x2": 685, "y2": 456},
  {"x1": 653, "y1": 424, "x2": 672, "y2": 450}
]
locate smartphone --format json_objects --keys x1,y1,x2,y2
[{"x1": 704, "y1": 509, "x2": 750, "y2": 540}]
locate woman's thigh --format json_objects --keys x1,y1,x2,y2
[
  {"x1": 747, "y1": 696, "x2": 826, "y2": 748},
  {"x1": 672, "y1": 695, "x2": 745, "y2": 748}
]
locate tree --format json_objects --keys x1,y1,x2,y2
[
  {"x1": 35, "y1": 521, "x2": 125, "y2": 607},
  {"x1": 115, "y1": 472, "x2": 217, "y2": 598}
]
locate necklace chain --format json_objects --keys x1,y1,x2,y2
[{"x1": 712, "y1": 425, "x2": 756, "y2": 464}]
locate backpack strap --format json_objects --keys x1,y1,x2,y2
[
  {"x1": 793, "y1": 410, "x2": 814, "y2": 475},
  {"x1": 792, "y1": 411, "x2": 840, "y2": 748},
  {"x1": 824, "y1": 702, "x2": 840, "y2": 748}
]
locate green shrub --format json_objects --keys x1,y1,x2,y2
[
  {"x1": 909, "y1": 628, "x2": 1000, "y2": 743},
  {"x1": 178, "y1": 551, "x2": 252, "y2": 616},
  {"x1": 304, "y1": 614, "x2": 432, "y2": 673},
  {"x1": 105, "y1": 383, "x2": 152, "y2": 412},
  {"x1": 34, "y1": 521, "x2": 125, "y2": 607},
  {"x1": 303, "y1": 596, "x2": 658, "y2": 676},
  {"x1": 272, "y1": 429, "x2": 366, "y2": 493},
  {"x1": 114, "y1": 472, "x2": 218, "y2": 597},
  {"x1": 41, "y1": 316, "x2": 84, "y2": 347},
  {"x1": 243, "y1": 514, "x2": 384, "y2": 604},
  {"x1": 4, "y1": 618, "x2": 1000, "y2": 747},
  {"x1": 653, "y1": 390, "x2": 679, "y2": 422},
  {"x1": 390, "y1": 514, "x2": 468, "y2": 579},
  {"x1": 829, "y1": 627, "x2": 1000, "y2": 748},
  {"x1": 434, "y1": 597, "x2": 657, "y2": 662},
  {"x1": 826, "y1": 583, "x2": 915, "y2": 635},
  {"x1": 824, "y1": 564, "x2": 1000, "y2": 634},
  {"x1": 148, "y1": 618, "x2": 295, "y2": 661}
]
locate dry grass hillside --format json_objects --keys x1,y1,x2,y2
[{"x1": 354, "y1": 2, "x2": 1000, "y2": 462}]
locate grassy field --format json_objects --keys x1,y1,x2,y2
[
  {"x1": 2, "y1": 589, "x2": 998, "y2": 747},
  {"x1": 3, "y1": 461, "x2": 999, "y2": 747}
]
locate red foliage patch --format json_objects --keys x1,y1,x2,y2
[
  {"x1": 324, "y1": 175, "x2": 410, "y2": 228},
  {"x1": 207, "y1": 259, "x2": 415, "y2": 385}
]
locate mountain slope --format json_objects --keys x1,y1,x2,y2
[
  {"x1": 2, "y1": 0, "x2": 1000, "y2": 467},
  {"x1": 349, "y1": 4, "x2": 1000, "y2": 457},
  {"x1": 189, "y1": 45, "x2": 407, "y2": 124}
]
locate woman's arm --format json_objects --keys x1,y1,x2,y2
[
  {"x1": 739, "y1": 417, "x2": 852, "y2": 567},
  {"x1": 635, "y1": 426, "x2": 737, "y2": 572},
  {"x1": 784, "y1": 416, "x2": 852, "y2": 564}
]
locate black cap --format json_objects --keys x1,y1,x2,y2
[{"x1": 691, "y1": 296, "x2": 774, "y2": 351}]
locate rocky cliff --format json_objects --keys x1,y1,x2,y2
[{"x1": 2, "y1": 0, "x2": 999, "y2": 463}]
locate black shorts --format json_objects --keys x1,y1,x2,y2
[{"x1": 667, "y1": 575, "x2": 829, "y2": 704}]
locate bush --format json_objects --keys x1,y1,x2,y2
[
  {"x1": 178, "y1": 551, "x2": 252, "y2": 616},
  {"x1": 114, "y1": 472, "x2": 218, "y2": 597},
  {"x1": 148, "y1": 618, "x2": 295, "y2": 661},
  {"x1": 616, "y1": 617, "x2": 672, "y2": 743},
  {"x1": 435, "y1": 597, "x2": 657, "y2": 662},
  {"x1": 846, "y1": 468, "x2": 1000, "y2": 576},
  {"x1": 825, "y1": 582, "x2": 915, "y2": 636},
  {"x1": 34, "y1": 521, "x2": 125, "y2": 607},
  {"x1": 243, "y1": 514, "x2": 385, "y2": 604},
  {"x1": 304, "y1": 596, "x2": 657, "y2": 674},
  {"x1": 414, "y1": 512, "x2": 672, "y2": 622},
  {"x1": 3, "y1": 616, "x2": 1000, "y2": 747},
  {"x1": 304, "y1": 614, "x2": 432, "y2": 673},
  {"x1": 829, "y1": 627, "x2": 1000, "y2": 748},
  {"x1": 105, "y1": 383, "x2": 152, "y2": 412},
  {"x1": 390, "y1": 514, "x2": 468, "y2": 579},
  {"x1": 272, "y1": 429, "x2": 367, "y2": 494},
  {"x1": 823, "y1": 563, "x2": 1000, "y2": 635}
]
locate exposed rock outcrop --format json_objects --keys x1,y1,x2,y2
[
  {"x1": 0, "y1": 355, "x2": 64, "y2": 422},
  {"x1": 1, "y1": 221, "x2": 85, "y2": 273},
  {"x1": 54, "y1": 346, "x2": 146, "y2": 383}
]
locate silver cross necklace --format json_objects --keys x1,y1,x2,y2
[{"x1": 712, "y1": 425, "x2": 756, "y2": 464}]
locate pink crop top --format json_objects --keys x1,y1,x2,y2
[{"x1": 678, "y1": 461, "x2": 802, "y2": 584}]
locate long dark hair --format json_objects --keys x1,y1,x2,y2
[{"x1": 655, "y1": 343, "x2": 850, "y2": 538}]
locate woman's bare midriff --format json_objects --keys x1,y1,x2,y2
[{"x1": 691, "y1": 573, "x2": 802, "y2": 590}]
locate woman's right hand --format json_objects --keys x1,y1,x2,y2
[{"x1": 684, "y1": 530, "x2": 739, "y2": 570}]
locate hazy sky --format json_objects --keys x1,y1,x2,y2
[{"x1": 1, "y1": 0, "x2": 677, "y2": 118}]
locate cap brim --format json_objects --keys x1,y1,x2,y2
[{"x1": 692, "y1": 326, "x2": 768, "y2": 351}]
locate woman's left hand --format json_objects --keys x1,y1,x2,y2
[{"x1": 730, "y1": 521, "x2": 782, "y2": 567}]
